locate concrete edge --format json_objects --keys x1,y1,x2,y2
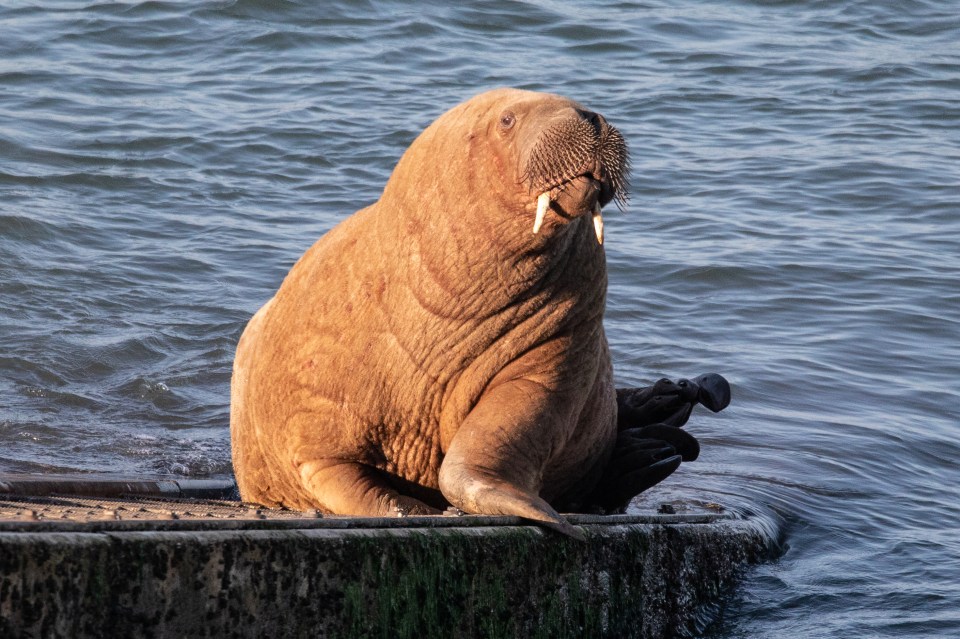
[
  {"x1": 0, "y1": 514, "x2": 778, "y2": 638},
  {"x1": 0, "y1": 509, "x2": 731, "y2": 533}
]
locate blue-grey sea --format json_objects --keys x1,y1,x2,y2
[{"x1": 2, "y1": 1, "x2": 958, "y2": 636}]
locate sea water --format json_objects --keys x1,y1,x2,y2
[{"x1": 2, "y1": 2, "x2": 958, "y2": 636}]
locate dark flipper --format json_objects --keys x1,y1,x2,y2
[
  {"x1": 586, "y1": 426, "x2": 684, "y2": 513},
  {"x1": 584, "y1": 373, "x2": 730, "y2": 513},
  {"x1": 615, "y1": 373, "x2": 731, "y2": 430},
  {"x1": 693, "y1": 373, "x2": 731, "y2": 413},
  {"x1": 625, "y1": 424, "x2": 700, "y2": 462}
]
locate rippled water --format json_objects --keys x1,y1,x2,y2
[{"x1": 2, "y1": 1, "x2": 959, "y2": 636}]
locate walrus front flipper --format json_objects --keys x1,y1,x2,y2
[
  {"x1": 438, "y1": 379, "x2": 587, "y2": 541},
  {"x1": 616, "y1": 373, "x2": 731, "y2": 430},
  {"x1": 299, "y1": 460, "x2": 441, "y2": 517},
  {"x1": 439, "y1": 461, "x2": 586, "y2": 541}
]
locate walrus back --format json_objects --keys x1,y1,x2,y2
[
  {"x1": 230, "y1": 297, "x2": 283, "y2": 504},
  {"x1": 229, "y1": 204, "x2": 447, "y2": 507}
]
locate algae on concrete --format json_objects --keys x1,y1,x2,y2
[{"x1": 0, "y1": 515, "x2": 777, "y2": 639}]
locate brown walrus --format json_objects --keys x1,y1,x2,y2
[{"x1": 230, "y1": 88, "x2": 730, "y2": 538}]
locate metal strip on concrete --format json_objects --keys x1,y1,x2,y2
[{"x1": 0, "y1": 474, "x2": 237, "y2": 500}]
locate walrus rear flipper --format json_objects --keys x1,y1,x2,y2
[
  {"x1": 438, "y1": 379, "x2": 587, "y2": 541},
  {"x1": 584, "y1": 424, "x2": 704, "y2": 514},
  {"x1": 615, "y1": 373, "x2": 731, "y2": 430},
  {"x1": 694, "y1": 372, "x2": 732, "y2": 412},
  {"x1": 585, "y1": 373, "x2": 732, "y2": 514}
]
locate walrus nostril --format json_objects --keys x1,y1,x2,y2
[{"x1": 576, "y1": 109, "x2": 603, "y2": 132}]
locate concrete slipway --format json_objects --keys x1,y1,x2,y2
[{"x1": 0, "y1": 476, "x2": 779, "y2": 638}]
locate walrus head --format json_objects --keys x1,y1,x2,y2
[{"x1": 383, "y1": 88, "x2": 629, "y2": 248}]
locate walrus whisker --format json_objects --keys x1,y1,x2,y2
[{"x1": 521, "y1": 116, "x2": 630, "y2": 215}]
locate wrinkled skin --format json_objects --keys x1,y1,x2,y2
[{"x1": 230, "y1": 88, "x2": 730, "y2": 538}]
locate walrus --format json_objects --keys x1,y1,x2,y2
[{"x1": 230, "y1": 88, "x2": 730, "y2": 538}]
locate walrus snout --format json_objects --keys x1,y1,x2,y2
[
  {"x1": 523, "y1": 104, "x2": 629, "y2": 244},
  {"x1": 522, "y1": 108, "x2": 628, "y2": 199}
]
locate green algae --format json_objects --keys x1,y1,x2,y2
[{"x1": 0, "y1": 519, "x2": 774, "y2": 638}]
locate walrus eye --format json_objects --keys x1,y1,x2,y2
[{"x1": 499, "y1": 111, "x2": 516, "y2": 130}]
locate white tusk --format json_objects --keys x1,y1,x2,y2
[
  {"x1": 533, "y1": 192, "x2": 550, "y2": 234},
  {"x1": 592, "y1": 202, "x2": 604, "y2": 245}
]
